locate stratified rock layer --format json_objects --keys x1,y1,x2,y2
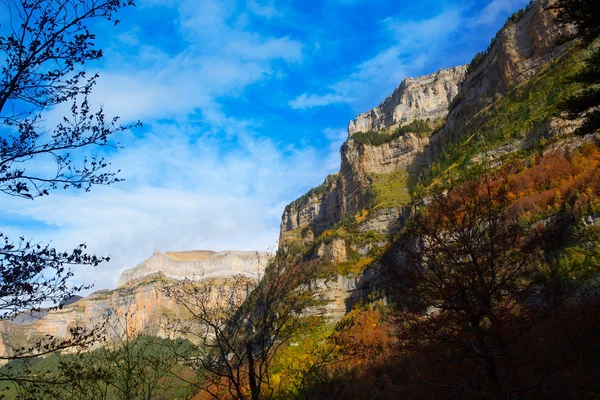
[
  {"x1": 117, "y1": 250, "x2": 270, "y2": 287},
  {"x1": 279, "y1": 0, "x2": 574, "y2": 318},
  {"x1": 0, "y1": 249, "x2": 271, "y2": 360},
  {"x1": 348, "y1": 66, "x2": 467, "y2": 135},
  {"x1": 280, "y1": 0, "x2": 571, "y2": 248}
]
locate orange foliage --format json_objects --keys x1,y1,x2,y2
[
  {"x1": 507, "y1": 143, "x2": 600, "y2": 217},
  {"x1": 330, "y1": 304, "x2": 396, "y2": 362}
]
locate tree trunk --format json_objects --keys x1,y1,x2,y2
[
  {"x1": 471, "y1": 319, "x2": 507, "y2": 399},
  {"x1": 247, "y1": 341, "x2": 259, "y2": 400}
]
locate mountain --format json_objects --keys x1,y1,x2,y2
[
  {"x1": 278, "y1": 0, "x2": 583, "y2": 320},
  {"x1": 0, "y1": 250, "x2": 270, "y2": 360},
  {"x1": 0, "y1": 0, "x2": 597, "y2": 386}
]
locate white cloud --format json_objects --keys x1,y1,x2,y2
[
  {"x1": 248, "y1": 0, "x2": 283, "y2": 19},
  {"x1": 384, "y1": 8, "x2": 462, "y2": 46},
  {"x1": 289, "y1": 93, "x2": 348, "y2": 109},
  {"x1": 64, "y1": 0, "x2": 304, "y2": 126},
  {"x1": 1, "y1": 120, "x2": 334, "y2": 293}
]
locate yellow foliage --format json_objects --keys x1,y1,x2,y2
[{"x1": 355, "y1": 209, "x2": 369, "y2": 224}]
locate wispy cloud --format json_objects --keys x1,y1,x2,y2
[
  {"x1": 287, "y1": 7, "x2": 461, "y2": 112},
  {"x1": 470, "y1": 0, "x2": 528, "y2": 26},
  {"x1": 289, "y1": 93, "x2": 348, "y2": 109},
  {"x1": 248, "y1": 0, "x2": 283, "y2": 19},
  {"x1": 80, "y1": 0, "x2": 304, "y2": 124}
]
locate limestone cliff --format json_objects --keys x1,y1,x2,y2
[
  {"x1": 339, "y1": 132, "x2": 429, "y2": 217},
  {"x1": 0, "y1": 279, "x2": 184, "y2": 359},
  {"x1": 279, "y1": 174, "x2": 341, "y2": 244},
  {"x1": 0, "y1": 249, "x2": 270, "y2": 360},
  {"x1": 281, "y1": 67, "x2": 456, "y2": 245},
  {"x1": 280, "y1": 0, "x2": 571, "y2": 249},
  {"x1": 348, "y1": 66, "x2": 467, "y2": 135},
  {"x1": 118, "y1": 250, "x2": 270, "y2": 287},
  {"x1": 433, "y1": 0, "x2": 575, "y2": 155}
]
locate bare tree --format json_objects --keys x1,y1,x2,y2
[
  {"x1": 394, "y1": 173, "x2": 583, "y2": 399},
  {"x1": 0, "y1": 0, "x2": 138, "y2": 324},
  {"x1": 164, "y1": 252, "x2": 320, "y2": 400}
]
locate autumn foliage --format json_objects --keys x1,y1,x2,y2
[{"x1": 304, "y1": 144, "x2": 600, "y2": 400}]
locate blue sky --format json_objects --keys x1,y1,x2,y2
[{"x1": 1, "y1": 0, "x2": 530, "y2": 292}]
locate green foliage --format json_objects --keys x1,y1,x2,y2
[
  {"x1": 560, "y1": 46, "x2": 600, "y2": 135},
  {"x1": 466, "y1": 50, "x2": 491, "y2": 75},
  {"x1": 352, "y1": 119, "x2": 434, "y2": 146},
  {"x1": 369, "y1": 169, "x2": 411, "y2": 209},
  {"x1": 0, "y1": 336, "x2": 193, "y2": 400},
  {"x1": 269, "y1": 317, "x2": 338, "y2": 398}
]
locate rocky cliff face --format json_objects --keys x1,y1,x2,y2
[
  {"x1": 279, "y1": 174, "x2": 341, "y2": 245},
  {"x1": 278, "y1": 0, "x2": 574, "y2": 317},
  {"x1": 118, "y1": 250, "x2": 270, "y2": 287},
  {"x1": 281, "y1": 66, "x2": 457, "y2": 246},
  {"x1": 348, "y1": 66, "x2": 467, "y2": 135},
  {"x1": 0, "y1": 250, "x2": 270, "y2": 360},
  {"x1": 433, "y1": 0, "x2": 574, "y2": 154},
  {"x1": 280, "y1": 0, "x2": 571, "y2": 249},
  {"x1": 339, "y1": 132, "x2": 429, "y2": 216},
  {"x1": 0, "y1": 280, "x2": 183, "y2": 359}
]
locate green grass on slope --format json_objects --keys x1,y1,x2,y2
[
  {"x1": 368, "y1": 169, "x2": 412, "y2": 209},
  {"x1": 420, "y1": 43, "x2": 588, "y2": 190}
]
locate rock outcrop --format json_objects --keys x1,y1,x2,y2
[
  {"x1": 281, "y1": 67, "x2": 457, "y2": 246},
  {"x1": 280, "y1": 0, "x2": 572, "y2": 249},
  {"x1": 117, "y1": 250, "x2": 270, "y2": 287},
  {"x1": 279, "y1": 174, "x2": 341, "y2": 245},
  {"x1": 339, "y1": 132, "x2": 429, "y2": 216},
  {"x1": 348, "y1": 66, "x2": 467, "y2": 135}
]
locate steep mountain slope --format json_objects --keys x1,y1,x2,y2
[
  {"x1": 278, "y1": 0, "x2": 583, "y2": 317},
  {"x1": 281, "y1": 0, "x2": 577, "y2": 245}
]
